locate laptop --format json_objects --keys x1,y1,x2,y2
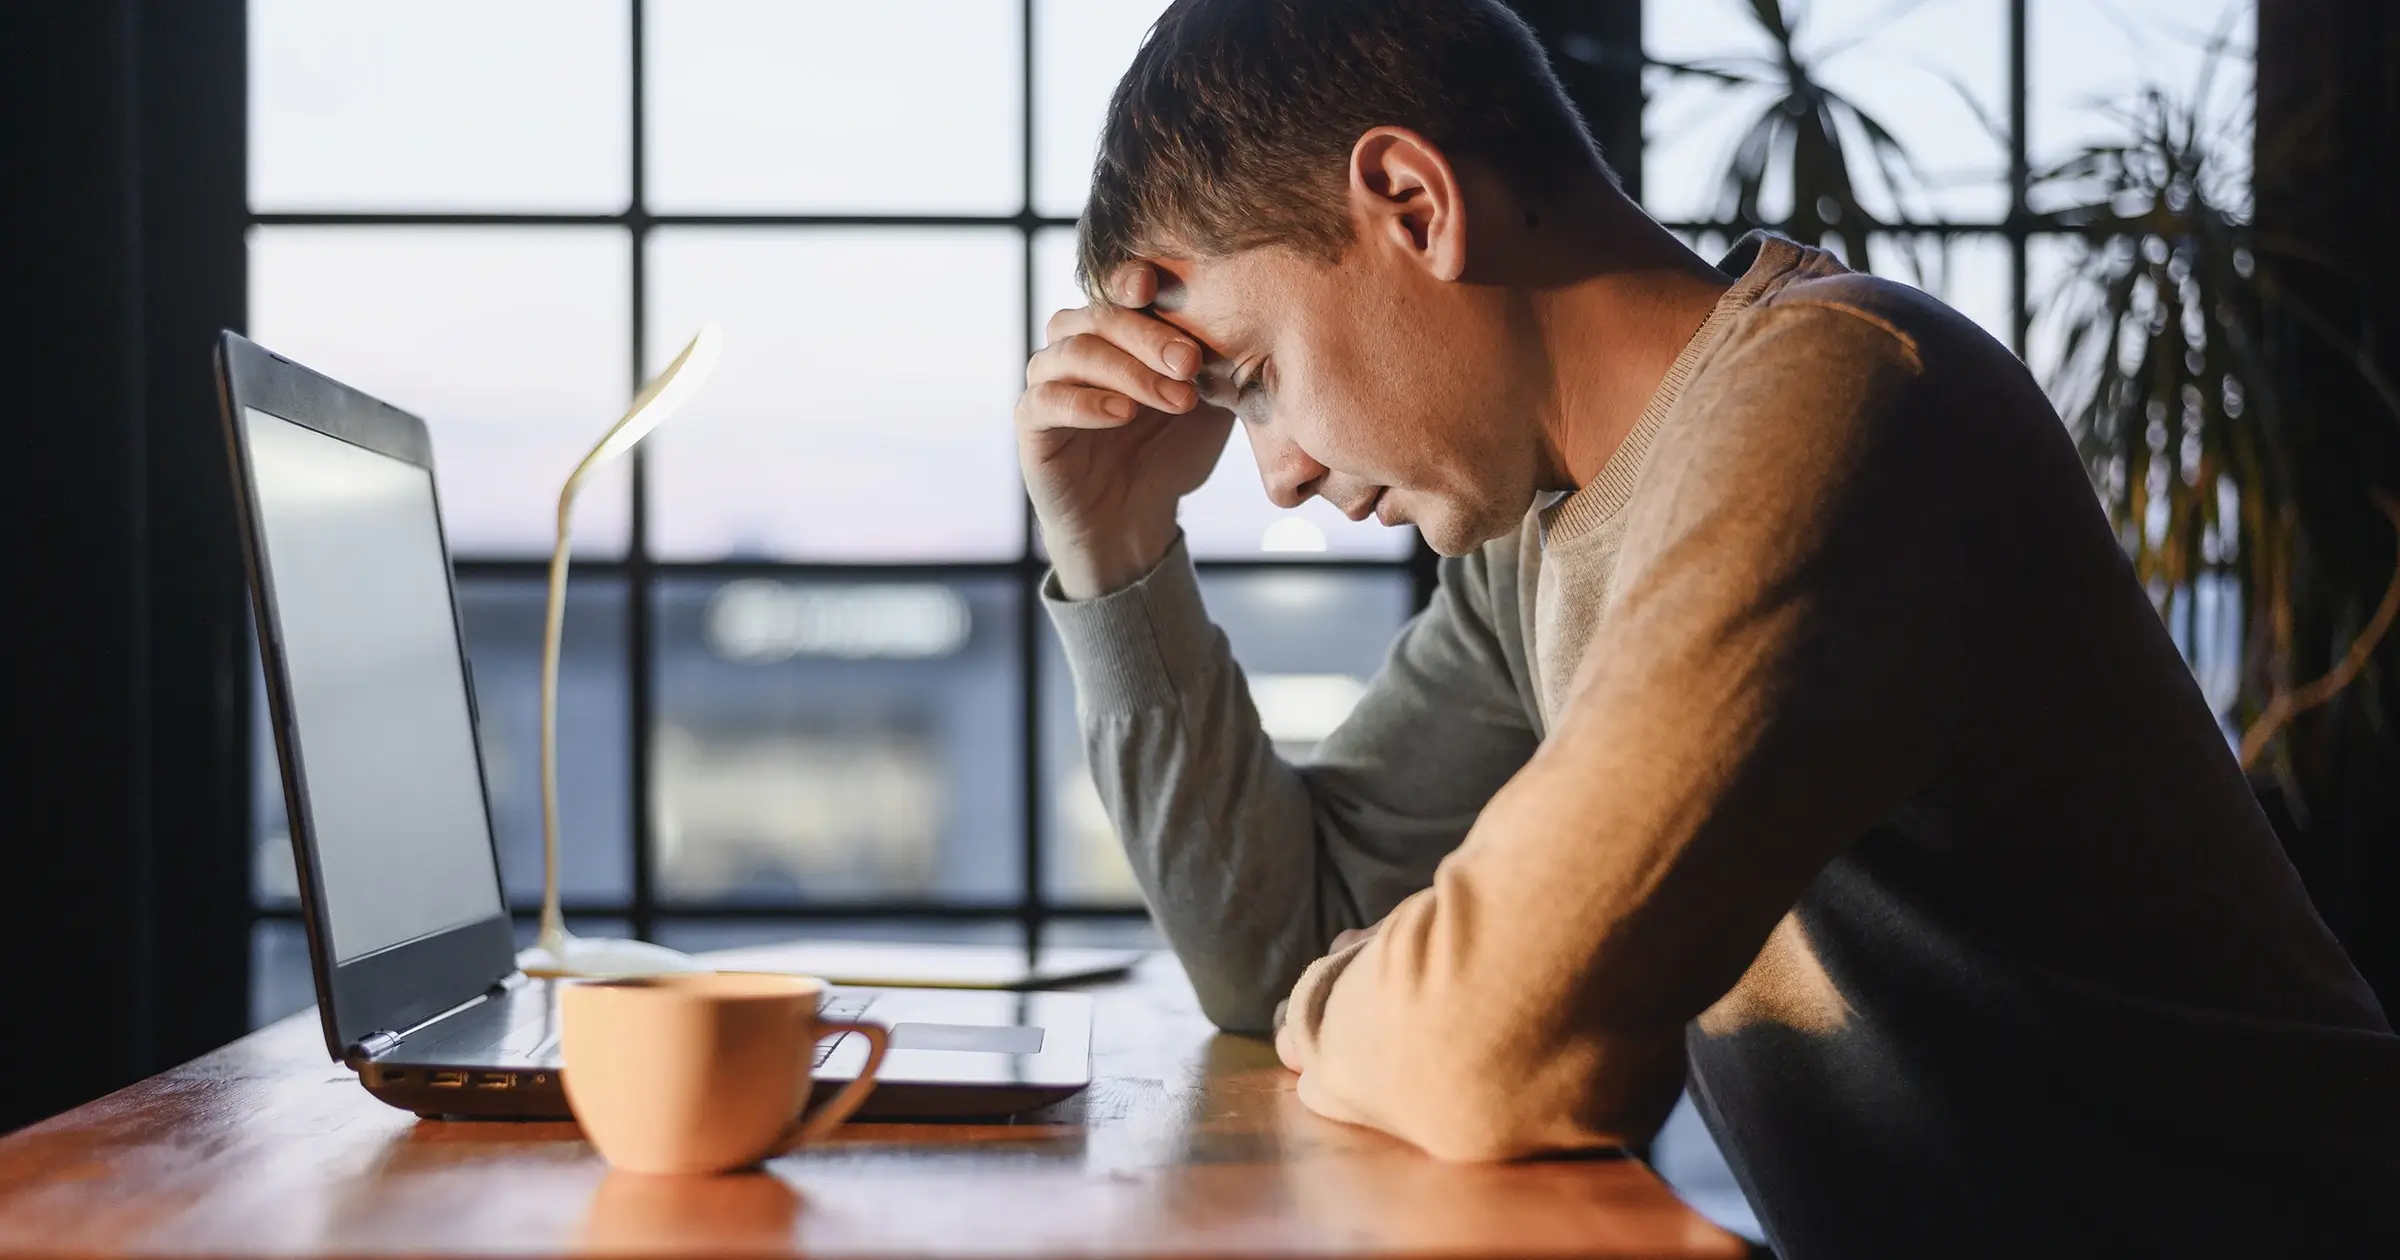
[{"x1": 215, "y1": 331, "x2": 1093, "y2": 1120}]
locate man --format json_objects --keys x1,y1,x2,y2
[{"x1": 1016, "y1": 0, "x2": 2400, "y2": 1254}]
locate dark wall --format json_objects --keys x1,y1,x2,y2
[
  {"x1": 2255, "y1": 0, "x2": 2400, "y2": 1012},
  {"x1": 1507, "y1": 0, "x2": 1643, "y2": 205},
  {"x1": 1, "y1": 0, "x2": 250, "y2": 1133}
]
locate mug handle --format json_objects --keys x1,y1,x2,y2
[{"x1": 771, "y1": 1019, "x2": 890, "y2": 1155}]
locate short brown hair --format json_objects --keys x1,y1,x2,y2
[{"x1": 1077, "y1": 0, "x2": 1611, "y2": 299}]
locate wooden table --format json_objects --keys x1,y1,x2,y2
[{"x1": 0, "y1": 953, "x2": 1742, "y2": 1258}]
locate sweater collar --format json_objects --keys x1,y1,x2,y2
[{"x1": 1539, "y1": 231, "x2": 1840, "y2": 546}]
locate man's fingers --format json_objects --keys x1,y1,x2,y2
[
  {"x1": 1043, "y1": 304, "x2": 1095, "y2": 347},
  {"x1": 1106, "y1": 262, "x2": 1158, "y2": 309},
  {"x1": 1030, "y1": 332, "x2": 1199, "y2": 414},
  {"x1": 1085, "y1": 305, "x2": 1202, "y2": 384},
  {"x1": 1042, "y1": 304, "x2": 1203, "y2": 386},
  {"x1": 1017, "y1": 380, "x2": 1140, "y2": 432}
]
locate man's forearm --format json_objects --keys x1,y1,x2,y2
[
  {"x1": 1048, "y1": 539, "x2": 1352, "y2": 1031},
  {"x1": 1043, "y1": 509, "x2": 1182, "y2": 602},
  {"x1": 1046, "y1": 534, "x2": 1542, "y2": 1035}
]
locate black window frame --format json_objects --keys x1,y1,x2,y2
[
  {"x1": 243, "y1": 0, "x2": 2093, "y2": 964},
  {"x1": 243, "y1": 0, "x2": 1435, "y2": 960}
]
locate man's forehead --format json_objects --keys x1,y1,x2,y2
[{"x1": 1144, "y1": 256, "x2": 1265, "y2": 358}]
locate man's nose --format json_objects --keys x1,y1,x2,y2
[{"x1": 1247, "y1": 426, "x2": 1326, "y2": 510}]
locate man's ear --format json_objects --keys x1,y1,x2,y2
[{"x1": 1348, "y1": 127, "x2": 1466, "y2": 282}]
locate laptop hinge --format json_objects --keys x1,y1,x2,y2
[{"x1": 351, "y1": 1030, "x2": 404, "y2": 1059}]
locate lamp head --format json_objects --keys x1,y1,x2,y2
[{"x1": 590, "y1": 321, "x2": 724, "y2": 468}]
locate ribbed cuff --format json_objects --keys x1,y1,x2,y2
[{"x1": 1040, "y1": 533, "x2": 1216, "y2": 713}]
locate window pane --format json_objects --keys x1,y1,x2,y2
[
  {"x1": 653, "y1": 576, "x2": 1023, "y2": 904},
  {"x1": 1864, "y1": 232, "x2": 2018, "y2": 349},
  {"x1": 248, "y1": 0, "x2": 630, "y2": 212},
  {"x1": 1033, "y1": 0, "x2": 1172, "y2": 218},
  {"x1": 247, "y1": 227, "x2": 634, "y2": 557},
  {"x1": 1644, "y1": 0, "x2": 2008, "y2": 224},
  {"x1": 1031, "y1": 228, "x2": 1416, "y2": 560},
  {"x1": 2031, "y1": 0, "x2": 2253, "y2": 185},
  {"x1": 645, "y1": 0, "x2": 1022, "y2": 213},
  {"x1": 1653, "y1": 1093, "x2": 1766, "y2": 1242},
  {"x1": 1042, "y1": 569, "x2": 1414, "y2": 902},
  {"x1": 250, "y1": 920, "x2": 316, "y2": 1030},
  {"x1": 458, "y1": 577, "x2": 633, "y2": 907},
  {"x1": 647, "y1": 229, "x2": 1026, "y2": 561},
  {"x1": 1642, "y1": 0, "x2": 1774, "y2": 225},
  {"x1": 2023, "y1": 231, "x2": 2091, "y2": 404}
]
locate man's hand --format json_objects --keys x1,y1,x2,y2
[{"x1": 1018, "y1": 263, "x2": 1236, "y2": 600}]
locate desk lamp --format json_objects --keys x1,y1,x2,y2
[{"x1": 518, "y1": 323, "x2": 723, "y2": 979}]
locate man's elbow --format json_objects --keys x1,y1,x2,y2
[
  {"x1": 1399, "y1": 1103, "x2": 1573, "y2": 1163},
  {"x1": 1387, "y1": 1082, "x2": 1644, "y2": 1163},
  {"x1": 1310, "y1": 1034, "x2": 1683, "y2": 1163}
]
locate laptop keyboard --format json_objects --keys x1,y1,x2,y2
[
  {"x1": 421, "y1": 988, "x2": 875, "y2": 1067},
  {"x1": 477, "y1": 988, "x2": 873, "y2": 1056},
  {"x1": 814, "y1": 994, "x2": 874, "y2": 1066}
]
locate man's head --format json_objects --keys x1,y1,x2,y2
[{"x1": 1080, "y1": 0, "x2": 1620, "y2": 554}]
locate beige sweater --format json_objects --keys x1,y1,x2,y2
[{"x1": 1047, "y1": 235, "x2": 2400, "y2": 1257}]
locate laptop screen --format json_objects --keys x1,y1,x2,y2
[{"x1": 245, "y1": 405, "x2": 505, "y2": 963}]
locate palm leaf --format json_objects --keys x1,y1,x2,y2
[{"x1": 1647, "y1": 0, "x2": 1959, "y2": 286}]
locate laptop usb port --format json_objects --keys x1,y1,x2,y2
[
  {"x1": 473, "y1": 1072, "x2": 517, "y2": 1090},
  {"x1": 429, "y1": 1071, "x2": 469, "y2": 1088}
]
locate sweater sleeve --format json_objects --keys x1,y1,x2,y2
[
  {"x1": 1044, "y1": 533, "x2": 1540, "y2": 1034},
  {"x1": 1274, "y1": 301, "x2": 1961, "y2": 1159}
]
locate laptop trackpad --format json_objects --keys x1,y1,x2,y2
[{"x1": 888, "y1": 1023, "x2": 1045, "y2": 1055}]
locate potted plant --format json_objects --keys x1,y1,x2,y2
[
  {"x1": 1528, "y1": 0, "x2": 2399, "y2": 990},
  {"x1": 2033, "y1": 47, "x2": 2400, "y2": 787}
]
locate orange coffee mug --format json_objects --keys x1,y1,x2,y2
[{"x1": 561, "y1": 971, "x2": 889, "y2": 1175}]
